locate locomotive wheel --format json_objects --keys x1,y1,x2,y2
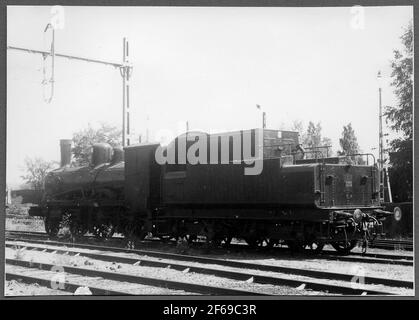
[
  {"x1": 331, "y1": 240, "x2": 358, "y2": 255},
  {"x1": 266, "y1": 239, "x2": 279, "y2": 248},
  {"x1": 210, "y1": 238, "x2": 222, "y2": 247},
  {"x1": 93, "y1": 224, "x2": 115, "y2": 239},
  {"x1": 70, "y1": 222, "x2": 86, "y2": 239},
  {"x1": 222, "y1": 236, "x2": 232, "y2": 247},
  {"x1": 245, "y1": 237, "x2": 272, "y2": 248},
  {"x1": 134, "y1": 227, "x2": 147, "y2": 241},
  {"x1": 308, "y1": 241, "x2": 324, "y2": 254},
  {"x1": 244, "y1": 237, "x2": 259, "y2": 248},
  {"x1": 185, "y1": 234, "x2": 197, "y2": 244},
  {"x1": 208, "y1": 235, "x2": 232, "y2": 247},
  {"x1": 122, "y1": 223, "x2": 145, "y2": 249},
  {"x1": 159, "y1": 235, "x2": 175, "y2": 242},
  {"x1": 44, "y1": 217, "x2": 60, "y2": 237},
  {"x1": 286, "y1": 240, "x2": 305, "y2": 252},
  {"x1": 122, "y1": 219, "x2": 147, "y2": 241}
]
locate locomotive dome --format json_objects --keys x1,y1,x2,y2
[
  {"x1": 92, "y1": 143, "x2": 113, "y2": 167},
  {"x1": 111, "y1": 147, "x2": 124, "y2": 163}
]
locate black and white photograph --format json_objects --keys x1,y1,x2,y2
[{"x1": 3, "y1": 4, "x2": 414, "y2": 299}]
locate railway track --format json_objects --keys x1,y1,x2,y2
[
  {"x1": 6, "y1": 271, "x2": 130, "y2": 296},
  {"x1": 5, "y1": 230, "x2": 103, "y2": 240},
  {"x1": 6, "y1": 257, "x2": 261, "y2": 296},
  {"x1": 140, "y1": 238, "x2": 414, "y2": 266},
  {"x1": 142, "y1": 236, "x2": 414, "y2": 261},
  {"x1": 6, "y1": 230, "x2": 50, "y2": 239},
  {"x1": 369, "y1": 239, "x2": 413, "y2": 251},
  {"x1": 5, "y1": 230, "x2": 413, "y2": 264},
  {"x1": 200, "y1": 241, "x2": 414, "y2": 262},
  {"x1": 6, "y1": 239, "x2": 413, "y2": 295}
]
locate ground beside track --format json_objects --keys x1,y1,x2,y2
[
  {"x1": 5, "y1": 217, "x2": 414, "y2": 296},
  {"x1": 5, "y1": 246, "x2": 325, "y2": 296},
  {"x1": 67, "y1": 238, "x2": 413, "y2": 283},
  {"x1": 5, "y1": 279, "x2": 71, "y2": 296},
  {"x1": 5, "y1": 241, "x2": 414, "y2": 296}
]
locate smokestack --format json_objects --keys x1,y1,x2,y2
[{"x1": 60, "y1": 139, "x2": 72, "y2": 167}]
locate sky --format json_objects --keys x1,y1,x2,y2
[{"x1": 7, "y1": 5, "x2": 413, "y2": 187}]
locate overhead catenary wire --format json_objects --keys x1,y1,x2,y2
[
  {"x1": 8, "y1": 46, "x2": 123, "y2": 69},
  {"x1": 8, "y1": 36, "x2": 133, "y2": 147},
  {"x1": 42, "y1": 23, "x2": 55, "y2": 103}
]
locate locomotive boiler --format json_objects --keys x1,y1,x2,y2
[
  {"x1": 29, "y1": 129, "x2": 397, "y2": 254},
  {"x1": 31, "y1": 140, "x2": 127, "y2": 238}
]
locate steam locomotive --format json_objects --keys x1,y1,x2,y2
[{"x1": 29, "y1": 128, "x2": 398, "y2": 254}]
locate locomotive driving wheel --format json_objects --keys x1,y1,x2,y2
[
  {"x1": 93, "y1": 224, "x2": 115, "y2": 239},
  {"x1": 183, "y1": 234, "x2": 197, "y2": 244},
  {"x1": 69, "y1": 221, "x2": 86, "y2": 239},
  {"x1": 122, "y1": 221, "x2": 146, "y2": 249},
  {"x1": 331, "y1": 240, "x2": 358, "y2": 254},
  {"x1": 285, "y1": 240, "x2": 305, "y2": 252},
  {"x1": 330, "y1": 227, "x2": 358, "y2": 254},
  {"x1": 222, "y1": 236, "x2": 233, "y2": 247},
  {"x1": 307, "y1": 241, "x2": 325, "y2": 254},
  {"x1": 266, "y1": 239, "x2": 279, "y2": 248},
  {"x1": 245, "y1": 237, "x2": 275, "y2": 248},
  {"x1": 244, "y1": 237, "x2": 259, "y2": 248},
  {"x1": 44, "y1": 217, "x2": 60, "y2": 237},
  {"x1": 159, "y1": 235, "x2": 175, "y2": 242},
  {"x1": 211, "y1": 236, "x2": 233, "y2": 247}
]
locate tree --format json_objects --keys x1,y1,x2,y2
[
  {"x1": 385, "y1": 21, "x2": 413, "y2": 139},
  {"x1": 388, "y1": 139, "x2": 412, "y2": 202},
  {"x1": 384, "y1": 21, "x2": 413, "y2": 202},
  {"x1": 338, "y1": 123, "x2": 360, "y2": 155},
  {"x1": 21, "y1": 157, "x2": 57, "y2": 190},
  {"x1": 301, "y1": 121, "x2": 333, "y2": 158},
  {"x1": 338, "y1": 123, "x2": 364, "y2": 164},
  {"x1": 291, "y1": 120, "x2": 304, "y2": 138},
  {"x1": 303, "y1": 121, "x2": 321, "y2": 149},
  {"x1": 321, "y1": 137, "x2": 333, "y2": 157},
  {"x1": 72, "y1": 123, "x2": 122, "y2": 166}
]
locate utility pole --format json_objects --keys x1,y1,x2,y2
[
  {"x1": 377, "y1": 71, "x2": 392, "y2": 202},
  {"x1": 256, "y1": 105, "x2": 266, "y2": 129},
  {"x1": 121, "y1": 37, "x2": 132, "y2": 147},
  {"x1": 377, "y1": 71, "x2": 384, "y2": 201},
  {"x1": 8, "y1": 31, "x2": 133, "y2": 147},
  {"x1": 43, "y1": 23, "x2": 55, "y2": 103},
  {"x1": 262, "y1": 112, "x2": 266, "y2": 129},
  {"x1": 145, "y1": 115, "x2": 150, "y2": 143}
]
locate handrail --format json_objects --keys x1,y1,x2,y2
[
  {"x1": 291, "y1": 150, "x2": 326, "y2": 164},
  {"x1": 343, "y1": 153, "x2": 376, "y2": 166}
]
